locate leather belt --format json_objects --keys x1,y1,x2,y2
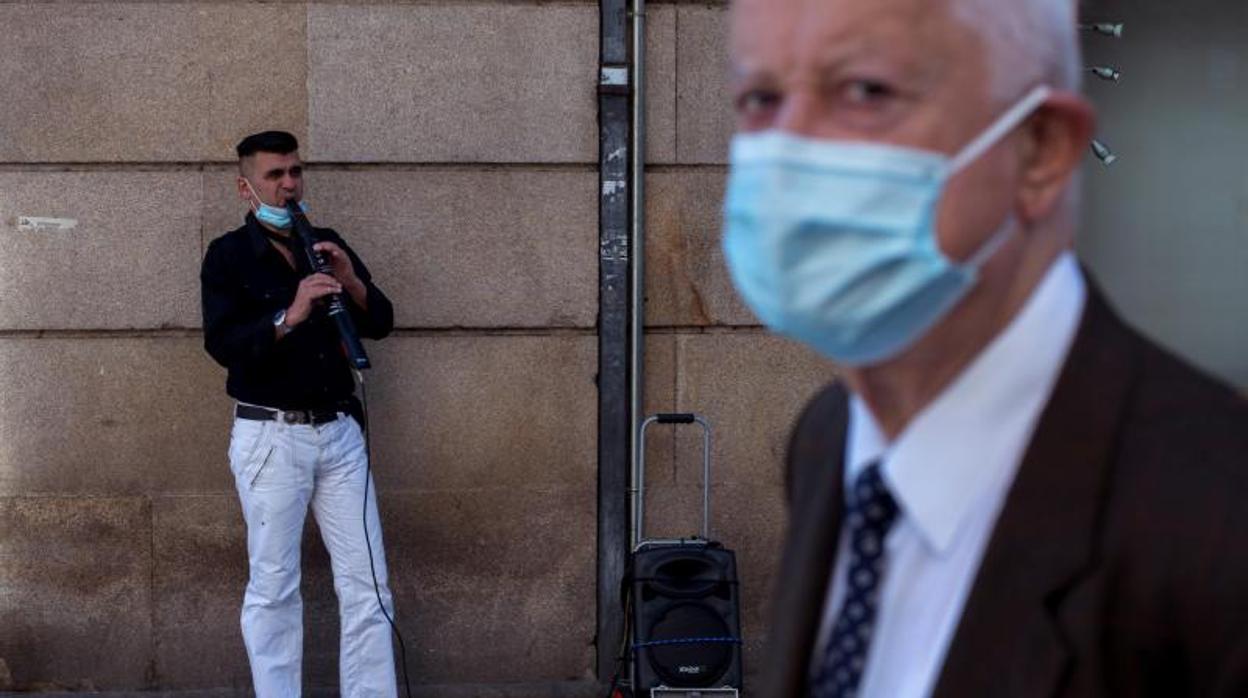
[{"x1": 235, "y1": 404, "x2": 342, "y2": 426}]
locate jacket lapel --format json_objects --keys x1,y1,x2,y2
[
  {"x1": 760, "y1": 384, "x2": 851, "y2": 698},
  {"x1": 932, "y1": 284, "x2": 1141, "y2": 698}
]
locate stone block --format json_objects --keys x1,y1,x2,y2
[
  {"x1": 638, "y1": 332, "x2": 678, "y2": 492},
  {"x1": 0, "y1": 4, "x2": 305, "y2": 162},
  {"x1": 151, "y1": 495, "x2": 252, "y2": 690},
  {"x1": 150, "y1": 495, "x2": 354, "y2": 691},
  {"x1": 645, "y1": 5, "x2": 679, "y2": 164},
  {"x1": 204, "y1": 167, "x2": 598, "y2": 330},
  {"x1": 149, "y1": 488, "x2": 598, "y2": 688},
  {"x1": 0, "y1": 172, "x2": 202, "y2": 331},
  {"x1": 307, "y1": 5, "x2": 597, "y2": 163},
  {"x1": 644, "y1": 169, "x2": 756, "y2": 327},
  {"x1": 380, "y1": 487, "x2": 596, "y2": 683},
  {"x1": 676, "y1": 6, "x2": 734, "y2": 164},
  {"x1": 364, "y1": 335, "x2": 597, "y2": 493},
  {"x1": 0, "y1": 338, "x2": 234, "y2": 497},
  {"x1": 0, "y1": 496, "x2": 152, "y2": 690},
  {"x1": 200, "y1": 166, "x2": 249, "y2": 255},
  {"x1": 674, "y1": 332, "x2": 837, "y2": 487}
]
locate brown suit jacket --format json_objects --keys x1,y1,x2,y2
[{"x1": 760, "y1": 286, "x2": 1248, "y2": 697}]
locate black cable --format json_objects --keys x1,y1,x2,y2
[
  {"x1": 606, "y1": 586, "x2": 633, "y2": 698},
  {"x1": 355, "y1": 369, "x2": 413, "y2": 698}
]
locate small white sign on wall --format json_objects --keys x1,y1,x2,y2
[{"x1": 16, "y1": 216, "x2": 78, "y2": 232}]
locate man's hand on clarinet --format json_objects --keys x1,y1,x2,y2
[
  {"x1": 286, "y1": 273, "x2": 343, "y2": 327},
  {"x1": 313, "y1": 241, "x2": 369, "y2": 309}
]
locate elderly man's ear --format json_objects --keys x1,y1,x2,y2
[{"x1": 1016, "y1": 93, "x2": 1097, "y2": 222}]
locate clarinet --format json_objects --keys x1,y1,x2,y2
[{"x1": 286, "y1": 200, "x2": 372, "y2": 370}]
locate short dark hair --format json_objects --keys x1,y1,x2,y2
[{"x1": 236, "y1": 131, "x2": 299, "y2": 159}]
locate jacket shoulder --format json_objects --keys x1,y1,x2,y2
[
  {"x1": 1099, "y1": 324, "x2": 1248, "y2": 690},
  {"x1": 786, "y1": 382, "x2": 851, "y2": 505},
  {"x1": 203, "y1": 223, "x2": 251, "y2": 261}
]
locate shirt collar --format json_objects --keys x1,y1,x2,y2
[
  {"x1": 846, "y1": 252, "x2": 1087, "y2": 554},
  {"x1": 245, "y1": 212, "x2": 272, "y2": 259}
]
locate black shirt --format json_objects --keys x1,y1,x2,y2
[{"x1": 201, "y1": 213, "x2": 394, "y2": 410}]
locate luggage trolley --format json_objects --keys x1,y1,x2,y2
[{"x1": 626, "y1": 413, "x2": 742, "y2": 698}]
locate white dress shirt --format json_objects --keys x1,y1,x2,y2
[{"x1": 812, "y1": 253, "x2": 1087, "y2": 697}]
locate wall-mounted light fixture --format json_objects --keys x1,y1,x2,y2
[
  {"x1": 1091, "y1": 139, "x2": 1118, "y2": 167},
  {"x1": 1087, "y1": 66, "x2": 1122, "y2": 82},
  {"x1": 1080, "y1": 22, "x2": 1124, "y2": 38}
]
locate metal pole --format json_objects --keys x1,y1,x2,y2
[
  {"x1": 700, "y1": 418, "x2": 711, "y2": 540},
  {"x1": 596, "y1": 0, "x2": 631, "y2": 684},
  {"x1": 628, "y1": 0, "x2": 647, "y2": 564}
]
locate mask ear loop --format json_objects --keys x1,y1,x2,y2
[
  {"x1": 964, "y1": 214, "x2": 1017, "y2": 269},
  {"x1": 243, "y1": 176, "x2": 307, "y2": 215},
  {"x1": 242, "y1": 177, "x2": 266, "y2": 214},
  {"x1": 948, "y1": 85, "x2": 1053, "y2": 175},
  {"x1": 945, "y1": 86, "x2": 1052, "y2": 269}
]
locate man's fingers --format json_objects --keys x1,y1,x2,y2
[
  {"x1": 300, "y1": 274, "x2": 343, "y2": 297},
  {"x1": 302, "y1": 273, "x2": 339, "y2": 286}
]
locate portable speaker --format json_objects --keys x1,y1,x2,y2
[{"x1": 631, "y1": 542, "x2": 742, "y2": 691}]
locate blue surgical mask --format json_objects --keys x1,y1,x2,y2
[
  {"x1": 722, "y1": 86, "x2": 1051, "y2": 366},
  {"x1": 244, "y1": 178, "x2": 307, "y2": 230}
]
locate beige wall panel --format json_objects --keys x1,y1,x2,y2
[
  {"x1": 646, "y1": 5, "x2": 679, "y2": 164},
  {"x1": 152, "y1": 495, "x2": 372, "y2": 691},
  {"x1": 152, "y1": 494, "x2": 251, "y2": 690},
  {"x1": 0, "y1": 496, "x2": 152, "y2": 689},
  {"x1": 0, "y1": 172, "x2": 202, "y2": 331},
  {"x1": 310, "y1": 169, "x2": 597, "y2": 329},
  {"x1": 364, "y1": 336, "x2": 597, "y2": 492},
  {"x1": 381, "y1": 487, "x2": 596, "y2": 682},
  {"x1": 0, "y1": 338, "x2": 233, "y2": 496},
  {"x1": 151, "y1": 489, "x2": 598, "y2": 689},
  {"x1": 202, "y1": 167, "x2": 599, "y2": 329},
  {"x1": 645, "y1": 169, "x2": 755, "y2": 327},
  {"x1": 307, "y1": 5, "x2": 597, "y2": 163},
  {"x1": 637, "y1": 332, "x2": 678, "y2": 490},
  {"x1": 674, "y1": 332, "x2": 836, "y2": 487},
  {"x1": 643, "y1": 482, "x2": 786, "y2": 685},
  {"x1": 676, "y1": 5, "x2": 733, "y2": 164},
  {"x1": 201, "y1": 166, "x2": 249, "y2": 255},
  {"x1": 0, "y1": 4, "x2": 306, "y2": 163}
]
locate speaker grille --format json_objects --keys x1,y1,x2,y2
[{"x1": 646, "y1": 602, "x2": 733, "y2": 688}]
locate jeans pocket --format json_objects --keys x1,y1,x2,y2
[{"x1": 229, "y1": 420, "x2": 276, "y2": 487}]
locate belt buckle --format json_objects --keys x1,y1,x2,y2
[{"x1": 281, "y1": 411, "x2": 305, "y2": 425}]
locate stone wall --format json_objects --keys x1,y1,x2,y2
[{"x1": 0, "y1": 1, "x2": 834, "y2": 693}]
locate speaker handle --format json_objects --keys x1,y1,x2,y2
[
  {"x1": 654, "y1": 413, "x2": 696, "y2": 424},
  {"x1": 633, "y1": 413, "x2": 713, "y2": 550}
]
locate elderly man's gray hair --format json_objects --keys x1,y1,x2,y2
[{"x1": 954, "y1": 0, "x2": 1082, "y2": 100}]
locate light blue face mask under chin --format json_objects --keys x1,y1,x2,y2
[
  {"x1": 244, "y1": 178, "x2": 307, "y2": 230},
  {"x1": 722, "y1": 86, "x2": 1051, "y2": 367}
]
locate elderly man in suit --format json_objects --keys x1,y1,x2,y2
[{"x1": 720, "y1": 0, "x2": 1248, "y2": 696}]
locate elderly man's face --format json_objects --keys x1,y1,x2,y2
[{"x1": 731, "y1": 0, "x2": 1025, "y2": 263}]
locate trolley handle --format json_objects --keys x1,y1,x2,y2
[
  {"x1": 655, "y1": 413, "x2": 696, "y2": 424},
  {"x1": 633, "y1": 413, "x2": 713, "y2": 549}
]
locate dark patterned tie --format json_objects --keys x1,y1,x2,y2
[{"x1": 809, "y1": 462, "x2": 899, "y2": 698}]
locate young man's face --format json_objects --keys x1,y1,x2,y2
[{"x1": 237, "y1": 150, "x2": 304, "y2": 209}]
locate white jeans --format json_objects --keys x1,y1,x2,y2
[{"x1": 228, "y1": 411, "x2": 397, "y2": 698}]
